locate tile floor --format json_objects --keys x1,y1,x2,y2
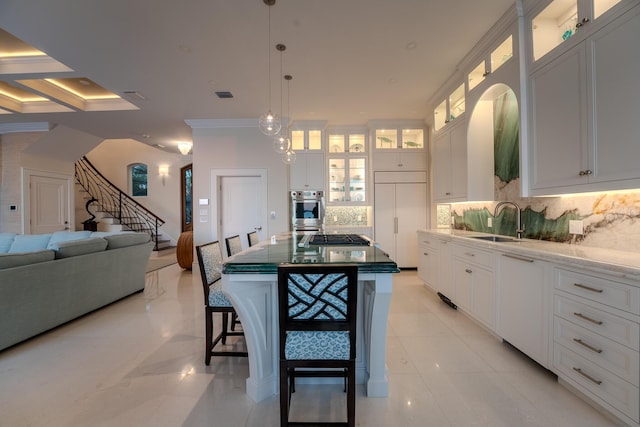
[{"x1": 0, "y1": 265, "x2": 623, "y2": 426}]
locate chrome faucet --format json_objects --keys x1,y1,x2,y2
[{"x1": 494, "y1": 201, "x2": 524, "y2": 239}]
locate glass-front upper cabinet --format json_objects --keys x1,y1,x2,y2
[
  {"x1": 328, "y1": 158, "x2": 366, "y2": 203},
  {"x1": 374, "y1": 128, "x2": 424, "y2": 150},
  {"x1": 434, "y1": 83, "x2": 465, "y2": 132},
  {"x1": 327, "y1": 128, "x2": 368, "y2": 204},
  {"x1": 468, "y1": 35, "x2": 514, "y2": 91},
  {"x1": 290, "y1": 121, "x2": 326, "y2": 151},
  {"x1": 328, "y1": 133, "x2": 366, "y2": 154},
  {"x1": 531, "y1": 0, "x2": 622, "y2": 62}
]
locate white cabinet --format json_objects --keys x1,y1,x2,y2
[
  {"x1": 451, "y1": 243, "x2": 495, "y2": 330},
  {"x1": 373, "y1": 151, "x2": 427, "y2": 172},
  {"x1": 432, "y1": 119, "x2": 468, "y2": 202},
  {"x1": 290, "y1": 152, "x2": 325, "y2": 190},
  {"x1": 529, "y1": 4, "x2": 640, "y2": 195},
  {"x1": 374, "y1": 172, "x2": 427, "y2": 268},
  {"x1": 498, "y1": 252, "x2": 550, "y2": 368},
  {"x1": 327, "y1": 129, "x2": 368, "y2": 204},
  {"x1": 552, "y1": 266, "x2": 640, "y2": 424},
  {"x1": 371, "y1": 124, "x2": 427, "y2": 172},
  {"x1": 417, "y1": 232, "x2": 439, "y2": 290}
]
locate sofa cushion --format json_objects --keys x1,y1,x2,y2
[
  {"x1": 0, "y1": 233, "x2": 16, "y2": 253},
  {"x1": 0, "y1": 249, "x2": 55, "y2": 269},
  {"x1": 8, "y1": 234, "x2": 52, "y2": 253},
  {"x1": 50, "y1": 237, "x2": 108, "y2": 259},
  {"x1": 104, "y1": 233, "x2": 150, "y2": 249},
  {"x1": 47, "y1": 231, "x2": 93, "y2": 249}
]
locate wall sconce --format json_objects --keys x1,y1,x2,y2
[
  {"x1": 158, "y1": 165, "x2": 169, "y2": 186},
  {"x1": 178, "y1": 141, "x2": 192, "y2": 155}
]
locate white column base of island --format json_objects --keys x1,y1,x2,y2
[{"x1": 222, "y1": 271, "x2": 393, "y2": 403}]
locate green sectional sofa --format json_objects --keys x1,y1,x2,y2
[{"x1": 0, "y1": 231, "x2": 154, "y2": 351}]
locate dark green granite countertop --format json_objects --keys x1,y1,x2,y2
[{"x1": 223, "y1": 233, "x2": 399, "y2": 274}]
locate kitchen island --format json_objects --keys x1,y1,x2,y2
[{"x1": 221, "y1": 233, "x2": 399, "y2": 403}]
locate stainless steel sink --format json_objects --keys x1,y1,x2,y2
[{"x1": 469, "y1": 235, "x2": 517, "y2": 243}]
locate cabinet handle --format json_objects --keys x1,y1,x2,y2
[
  {"x1": 465, "y1": 268, "x2": 473, "y2": 274},
  {"x1": 398, "y1": 163, "x2": 403, "y2": 167},
  {"x1": 579, "y1": 170, "x2": 593, "y2": 176},
  {"x1": 394, "y1": 217, "x2": 398, "y2": 234},
  {"x1": 423, "y1": 240, "x2": 431, "y2": 244},
  {"x1": 573, "y1": 338, "x2": 603, "y2": 354},
  {"x1": 503, "y1": 254, "x2": 534, "y2": 263},
  {"x1": 575, "y1": 17, "x2": 590, "y2": 28},
  {"x1": 445, "y1": 192, "x2": 452, "y2": 195},
  {"x1": 444, "y1": 119, "x2": 450, "y2": 124},
  {"x1": 463, "y1": 252, "x2": 475, "y2": 257},
  {"x1": 573, "y1": 283, "x2": 603, "y2": 293},
  {"x1": 572, "y1": 367, "x2": 602, "y2": 385},
  {"x1": 423, "y1": 252, "x2": 429, "y2": 256},
  {"x1": 573, "y1": 312, "x2": 603, "y2": 325}
]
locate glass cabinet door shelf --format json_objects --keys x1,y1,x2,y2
[
  {"x1": 530, "y1": 0, "x2": 622, "y2": 62},
  {"x1": 328, "y1": 157, "x2": 367, "y2": 203},
  {"x1": 375, "y1": 128, "x2": 424, "y2": 149}
]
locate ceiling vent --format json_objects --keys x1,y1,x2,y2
[{"x1": 215, "y1": 91, "x2": 233, "y2": 99}]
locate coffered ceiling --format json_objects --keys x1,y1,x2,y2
[{"x1": 0, "y1": 0, "x2": 514, "y2": 153}]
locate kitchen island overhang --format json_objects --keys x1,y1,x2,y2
[{"x1": 221, "y1": 233, "x2": 399, "y2": 403}]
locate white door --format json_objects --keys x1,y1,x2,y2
[
  {"x1": 220, "y1": 176, "x2": 263, "y2": 250},
  {"x1": 29, "y1": 174, "x2": 70, "y2": 234}
]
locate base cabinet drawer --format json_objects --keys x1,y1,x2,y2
[
  {"x1": 555, "y1": 268, "x2": 640, "y2": 314},
  {"x1": 554, "y1": 294, "x2": 640, "y2": 350},
  {"x1": 554, "y1": 345, "x2": 639, "y2": 423},
  {"x1": 554, "y1": 317, "x2": 639, "y2": 386}
]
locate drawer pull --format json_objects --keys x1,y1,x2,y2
[
  {"x1": 464, "y1": 252, "x2": 476, "y2": 257},
  {"x1": 573, "y1": 312, "x2": 603, "y2": 325},
  {"x1": 465, "y1": 268, "x2": 473, "y2": 274},
  {"x1": 503, "y1": 254, "x2": 534, "y2": 263},
  {"x1": 573, "y1": 338, "x2": 603, "y2": 354},
  {"x1": 423, "y1": 252, "x2": 428, "y2": 256},
  {"x1": 573, "y1": 283, "x2": 603, "y2": 293},
  {"x1": 572, "y1": 367, "x2": 602, "y2": 385},
  {"x1": 423, "y1": 240, "x2": 431, "y2": 244}
]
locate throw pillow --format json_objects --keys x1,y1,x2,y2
[
  {"x1": 0, "y1": 233, "x2": 16, "y2": 253},
  {"x1": 47, "y1": 231, "x2": 92, "y2": 249},
  {"x1": 50, "y1": 237, "x2": 108, "y2": 259},
  {"x1": 9, "y1": 234, "x2": 52, "y2": 253}
]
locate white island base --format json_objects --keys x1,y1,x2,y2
[{"x1": 222, "y1": 272, "x2": 393, "y2": 402}]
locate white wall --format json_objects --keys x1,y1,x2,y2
[
  {"x1": 86, "y1": 139, "x2": 191, "y2": 244},
  {"x1": 0, "y1": 131, "x2": 76, "y2": 233},
  {"x1": 190, "y1": 122, "x2": 290, "y2": 247}
]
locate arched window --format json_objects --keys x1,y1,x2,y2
[{"x1": 129, "y1": 163, "x2": 148, "y2": 197}]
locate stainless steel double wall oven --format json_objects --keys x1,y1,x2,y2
[{"x1": 290, "y1": 190, "x2": 325, "y2": 233}]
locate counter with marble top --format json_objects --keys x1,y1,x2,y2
[{"x1": 420, "y1": 229, "x2": 640, "y2": 280}]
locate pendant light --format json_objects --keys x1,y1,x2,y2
[
  {"x1": 282, "y1": 74, "x2": 296, "y2": 164},
  {"x1": 273, "y1": 44, "x2": 289, "y2": 153},
  {"x1": 259, "y1": 0, "x2": 281, "y2": 136}
]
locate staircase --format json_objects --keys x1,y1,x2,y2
[{"x1": 75, "y1": 156, "x2": 170, "y2": 251}]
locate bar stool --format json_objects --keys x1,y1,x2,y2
[
  {"x1": 195, "y1": 241, "x2": 248, "y2": 364},
  {"x1": 277, "y1": 264, "x2": 358, "y2": 427}
]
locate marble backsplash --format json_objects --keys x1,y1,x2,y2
[{"x1": 438, "y1": 179, "x2": 640, "y2": 253}]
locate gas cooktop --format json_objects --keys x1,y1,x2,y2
[{"x1": 308, "y1": 234, "x2": 370, "y2": 246}]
